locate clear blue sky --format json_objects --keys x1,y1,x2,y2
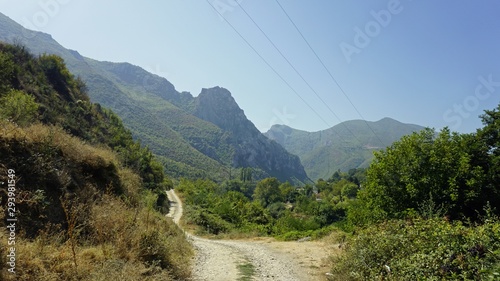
[{"x1": 1, "y1": 0, "x2": 499, "y2": 133}]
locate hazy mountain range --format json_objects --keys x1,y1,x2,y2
[{"x1": 265, "y1": 118, "x2": 425, "y2": 180}]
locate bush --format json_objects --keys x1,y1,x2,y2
[
  {"x1": 331, "y1": 218, "x2": 500, "y2": 280},
  {"x1": 187, "y1": 207, "x2": 233, "y2": 235},
  {"x1": 0, "y1": 89, "x2": 39, "y2": 126},
  {"x1": 139, "y1": 230, "x2": 170, "y2": 268}
]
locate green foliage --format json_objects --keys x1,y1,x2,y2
[
  {"x1": 279, "y1": 181, "x2": 298, "y2": 203},
  {"x1": 341, "y1": 182, "x2": 359, "y2": 199},
  {"x1": 240, "y1": 167, "x2": 253, "y2": 182},
  {"x1": 0, "y1": 50, "x2": 16, "y2": 93},
  {"x1": 477, "y1": 104, "x2": 500, "y2": 201},
  {"x1": 335, "y1": 105, "x2": 500, "y2": 279},
  {"x1": 272, "y1": 211, "x2": 321, "y2": 234},
  {"x1": 253, "y1": 177, "x2": 282, "y2": 207},
  {"x1": 38, "y1": 54, "x2": 77, "y2": 101},
  {"x1": 179, "y1": 177, "x2": 344, "y2": 237},
  {"x1": 223, "y1": 179, "x2": 255, "y2": 199},
  {"x1": 187, "y1": 206, "x2": 234, "y2": 234},
  {"x1": 0, "y1": 89, "x2": 39, "y2": 126},
  {"x1": 0, "y1": 42, "x2": 167, "y2": 191},
  {"x1": 331, "y1": 217, "x2": 500, "y2": 280},
  {"x1": 351, "y1": 127, "x2": 493, "y2": 225}
]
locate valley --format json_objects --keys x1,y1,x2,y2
[{"x1": 1, "y1": 7, "x2": 499, "y2": 280}]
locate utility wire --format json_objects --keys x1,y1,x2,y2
[
  {"x1": 274, "y1": 0, "x2": 386, "y2": 147},
  {"x1": 204, "y1": 0, "x2": 333, "y2": 131},
  {"x1": 236, "y1": 1, "x2": 363, "y2": 146}
]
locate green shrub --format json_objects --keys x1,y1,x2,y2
[
  {"x1": 187, "y1": 207, "x2": 233, "y2": 234},
  {"x1": 0, "y1": 89, "x2": 39, "y2": 126},
  {"x1": 331, "y1": 218, "x2": 500, "y2": 280}
]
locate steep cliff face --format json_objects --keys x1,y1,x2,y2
[{"x1": 193, "y1": 87, "x2": 309, "y2": 183}]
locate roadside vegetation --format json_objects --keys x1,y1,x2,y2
[
  {"x1": 0, "y1": 43, "x2": 192, "y2": 280},
  {"x1": 177, "y1": 168, "x2": 363, "y2": 239},
  {"x1": 330, "y1": 106, "x2": 500, "y2": 280},
  {"x1": 179, "y1": 103, "x2": 500, "y2": 279}
]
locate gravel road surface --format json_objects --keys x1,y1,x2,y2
[{"x1": 166, "y1": 190, "x2": 332, "y2": 281}]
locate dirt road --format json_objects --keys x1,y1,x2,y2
[{"x1": 166, "y1": 190, "x2": 335, "y2": 281}]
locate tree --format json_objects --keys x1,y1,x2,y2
[
  {"x1": 253, "y1": 178, "x2": 282, "y2": 207},
  {"x1": 341, "y1": 182, "x2": 359, "y2": 200},
  {"x1": 476, "y1": 105, "x2": 500, "y2": 206},
  {"x1": 240, "y1": 167, "x2": 253, "y2": 182},
  {"x1": 279, "y1": 182, "x2": 298, "y2": 203},
  {"x1": 0, "y1": 89, "x2": 39, "y2": 126},
  {"x1": 223, "y1": 179, "x2": 254, "y2": 199},
  {"x1": 315, "y1": 179, "x2": 330, "y2": 193},
  {"x1": 351, "y1": 127, "x2": 489, "y2": 225},
  {"x1": 0, "y1": 51, "x2": 16, "y2": 94},
  {"x1": 329, "y1": 170, "x2": 342, "y2": 183}
]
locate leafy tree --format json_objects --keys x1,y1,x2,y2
[
  {"x1": 477, "y1": 104, "x2": 500, "y2": 203},
  {"x1": 0, "y1": 89, "x2": 39, "y2": 126},
  {"x1": 267, "y1": 202, "x2": 287, "y2": 219},
  {"x1": 243, "y1": 201, "x2": 270, "y2": 225},
  {"x1": 279, "y1": 181, "x2": 298, "y2": 203},
  {"x1": 340, "y1": 182, "x2": 359, "y2": 200},
  {"x1": 315, "y1": 179, "x2": 329, "y2": 193},
  {"x1": 0, "y1": 51, "x2": 16, "y2": 93},
  {"x1": 329, "y1": 170, "x2": 342, "y2": 182},
  {"x1": 223, "y1": 179, "x2": 255, "y2": 199},
  {"x1": 240, "y1": 167, "x2": 253, "y2": 182},
  {"x1": 253, "y1": 177, "x2": 282, "y2": 207},
  {"x1": 352, "y1": 127, "x2": 489, "y2": 225},
  {"x1": 38, "y1": 54, "x2": 76, "y2": 100},
  {"x1": 214, "y1": 191, "x2": 248, "y2": 225},
  {"x1": 300, "y1": 184, "x2": 314, "y2": 197}
]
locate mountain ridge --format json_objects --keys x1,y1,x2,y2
[
  {"x1": 0, "y1": 12, "x2": 308, "y2": 183},
  {"x1": 265, "y1": 117, "x2": 425, "y2": 180}
]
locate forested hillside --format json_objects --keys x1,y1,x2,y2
[{"x1": 0, "y1": 43, "x2": 192, "y2": 280}]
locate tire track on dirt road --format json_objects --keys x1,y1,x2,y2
[{"x1": 166, "y1": 189, "x2": 332, "y2": 281}]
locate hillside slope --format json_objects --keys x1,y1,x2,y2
[
  {"x1": 265, "y1": 118, "x2": 425, "y2": 180},
  {"x1": 0, "y1": 12, "x2": 308, "y2": 183},
  {"x1": 0, "y1": 42, "x2": 192, "y2": 280}
]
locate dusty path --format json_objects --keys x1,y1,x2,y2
[{"x1": 166, "y1": 190, "x2": 335, "y2": 281}]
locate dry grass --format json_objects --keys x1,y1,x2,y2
[
  {"x1": 0, "y1": 193, "x2": 193, "y2": 280},
  {"x1": 0, "y1": 120, "x2": 194, "y2": 280},
  {"x1": 1, "y1": 121, "x2": 113, "y2": 160},
  {"x1": 22, "y1": 122, "x2": 119, "y2": 168}
]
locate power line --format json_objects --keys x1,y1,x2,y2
[
  {"x1": 274, "y1": 0, "x2": 386, "y2": 147},
  {"x1": 236, "y1": 1, "x2": 363, "y2": 146},
  {"x1": 204, "y1": 0, "x2": 333, "y2": 130}
]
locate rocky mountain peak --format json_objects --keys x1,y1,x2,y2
[{"x1": 194, "y1": 87, "x2": 255, "y2": 135}]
